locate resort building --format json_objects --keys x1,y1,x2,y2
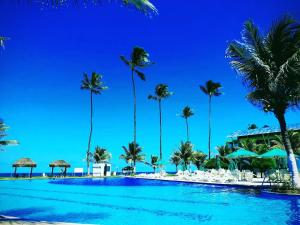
[
  {"x1": 227, "y1": 123, "x2": 300, "y2": 148},
  {"x1": 92, "y1": 162, "x2": 111, "y2": 177}
]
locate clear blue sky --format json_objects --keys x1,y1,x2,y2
[{"x1": 1, "y1": 0, "x2": 300, "y2": 173}]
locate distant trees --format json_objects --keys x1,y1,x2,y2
[
  {"x1": 81, "y1": 72, "x2": 107, "y2": 175},
  {"x1": 148, "y1": 84, "x2": 172, "y2": 160},
  {"x1": 200, "y1": 80, "x2": 222, "y2": 159}
]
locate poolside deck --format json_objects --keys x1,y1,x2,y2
[{"x1": 128, "y1": 176, "x2": 271, "y2": 189}]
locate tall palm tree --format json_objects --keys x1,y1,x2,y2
[
  {"x1": 120, "y1": 142, "x2": 145, "y2": 173},
  {"x1": 191, "y1": 151, "x2": 206, "y2": 170},
  {"x1": 148, "y1": 84, "x2": 172, "y2": 160},
  {"x1": 94, "y1": 146, "x2": 111, "y2": 163},
  {"x1": 200, "y1": 80, "x2": 222, "y2": 159},
  {"x1": 176, "y1": 141, "x2": 194, "y2": 170},
  {"x1": 81, "y1": 72, "x2": 107, "y2": 175},
  {"x1": 120, "y1": 47, "x2": 152, "y2": 150},
  {"x1": 0, "y1": 120, "x2": 18, "y2": 151},
  {"x1": 181, "y1": 106, "x2": 194, "y2": 142},
  {"x1": 226, "y1": 16, "x2": 300, "y2": 187},
  {"x1": 170, "y1": 151, "x2": 181, "y2": 172}
]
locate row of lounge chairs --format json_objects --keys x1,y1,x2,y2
[{"x1": 137, "y1": 169, "x2": 255, "y2": 183}]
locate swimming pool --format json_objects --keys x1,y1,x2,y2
[{"x1": 0, "y1": 178, "x2": 299, "y2": 225}]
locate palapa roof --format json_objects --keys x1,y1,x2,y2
[
  {"x1": 13, "y1": 158, "x2": 37, "y2": 167},
  {"x1": 49, "y1": 160, "x2": 71, "y2": 168}
]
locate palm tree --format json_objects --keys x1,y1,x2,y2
[
  {"x1": 226, "y1": 16, "x2": 300, "y2": 187},
  {"x1": 200, "y1": 80, "x2": 222, "y2": 159},
  {"x1": 181, "y1": 106, "x2": 194, "y2": 142},
  {"x1": 120, "y1": 47, "x2": 152, "y2": 150},
  {"x1": 239, "y1": 138, "x2": 257, "y2": 152},
  {"x1": 0, "y1": 37, "x2": 9, "y2": 49},
  {"x1": 120, "y1": 142, "x2": 145, "y2": 173},
  {"x1": 94, "y1": 146, "x2": 111, "y2": 163},
  {"x1": 216, "y1": 145, "x2": 232, "y2": 157},
  {"x1": 272, "y1": 131, "x2": 300, "y2": 154},
  {"x1": 248, "y1": 124, "x2": 258, "y2": 130},
  {"x1": 176, "y1": 141, "x2": 194, "y2": 170},
  {"x1": 28, "y1": 0, "x2": 158, "y2": 14},
  {"x1": 170, "y1": 151, "x2": 181, "y2": 172},
  {"x1": 191, "y1": 151, "x2": 206, "y2": 170},
  {"x1": 148, "y1": 84, "x2": 172, "y2": 160},
  {"x1": 81, "y1": 72, "x2": 107, "y2": 175},
  {"x1": 150, "y1": 155, "x2": 159, "y2": 173},
  {"x1": 0, "y1": 120, "x2": 18, "y2": 151}
]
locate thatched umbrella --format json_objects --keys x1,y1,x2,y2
[
  {"x1": 12, "y1": 158, "x2": 37, "y2": 178},
  {"x1": 49, "y1": 160, "x2": 71, "y2": 177}
]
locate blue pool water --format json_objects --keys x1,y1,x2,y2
[{"x1": 0, "y1": 178, "x2": 299, "y2": 225}]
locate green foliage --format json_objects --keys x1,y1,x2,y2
[
  {"x1": 148, "y1": 84, "x2": 173, "y2": 100},
  {"x1": 170, "y1": 151, "x2": 181, "y2": 171},
  {"x1": 226, "y1": 16, "x2": 300, "y2": 116},
  {"x1": 172, "y1": 141, "x2": 194, "y2": 170},
  {"x1": 204, "y1": 158, "x2": 228, "y2": 169},
  {"x1": 216, "y1": 145, "x2": 232, "y2": 157},
  {"x1": 191, "y1": 151, "x2": 206, "y2": 170},
  {"x1": 199, "y1": 80, "x2": 222, "y2": 97},
  {"x1": 81, "y1": 72, "x2": 108, "y2": 94},
  {"x1": 0, "y1": 120, "x2": 18, "y2": 151},
  {"x1": 94, "y1": 146, "x2": 111, "y2": 163},
  {"x1": 120, "y1": 47, "x2": 153, "y2": 81},
  {"x1": 181, "y1": 106, "x2": 194, "y2": 119},
  {"x1": 272, "y1": 131, "x2": 300, "y2": 154},
  {"x1": 251, "y1": 158, "x2": 276, "y2": 173},
  {"x1": 120, "y1": 142, "x2": 145, "y2": 166},
  {"x1": 248, "y1": 124, "x2": 258, "y2": 130}
]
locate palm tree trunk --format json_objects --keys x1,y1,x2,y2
[
  {"x1": 159, "y1": 99, "x2": 162, "y2": 160},
  {"x1": 87, "y1": 90, "x2": 93, "y2": 176},
  {"x1": 276, "y1": 112, "x2": 300, "y2": 188},
  {"x1": 185, "y1": 118, "x2": 189, "y2": 142},
  {"x1": 175, "y1": 165, "x2": 178, "y2": 172},
  {"x1": 208, "y1": 96, "x2": 212, "y2": 159},
  {"x1": 131, "y1": 69, "x2": 137, "y2": 148}
]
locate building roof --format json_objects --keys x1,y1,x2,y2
[
  {"x1": 228, "y1": 123, "x2": 300, "y2": 139},
  {"x1": 49, "y1": 160, "x2": 71, "y2": 168},
  {"x1": 13, "y1": 158, "x2": 37, "y2": 167}
]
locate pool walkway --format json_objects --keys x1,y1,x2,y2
[
  {"x1": 128, "y1": 176, "x2": 271, "y2": 189},
  {"x1": 0, "y1": 216, "x2": 92, "y2": 225}
]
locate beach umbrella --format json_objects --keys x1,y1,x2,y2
[
  {"x1": 226, "y1": 148, "x2": 258, "y2": 159},
  {"x1": 259, "y1": 148, "x2": 290, "y2": 169},
  {"x1": 259, "y1": 148, "x2": 287, "y2": 158}
]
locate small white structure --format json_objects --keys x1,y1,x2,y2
[{"x1": 93, "y1": 162, "x2": 111, "y2": 177}]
